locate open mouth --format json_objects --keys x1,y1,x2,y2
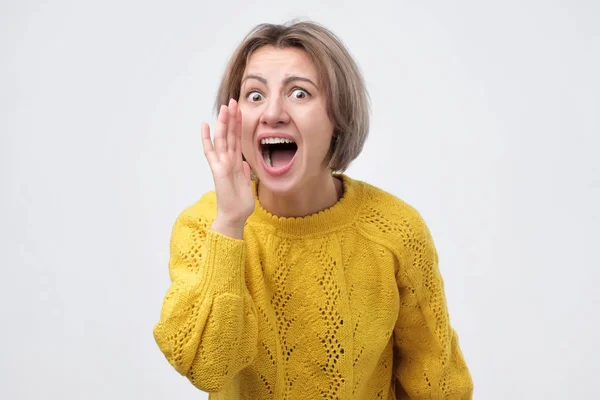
[{"x1": 260, "y1": 138, "x2": 298, "y2": 170}]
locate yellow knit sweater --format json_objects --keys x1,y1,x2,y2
[{"x1": 153, "y1": 174, "x2": 473, "y2": 399}]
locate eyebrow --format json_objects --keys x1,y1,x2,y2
[{"x1": 242, "y1": 74, "x2": 319, "y2": 89}]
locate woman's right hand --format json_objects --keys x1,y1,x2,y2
[{"x1": 201, "y1": 99, "x2": 254, "y2": 239}]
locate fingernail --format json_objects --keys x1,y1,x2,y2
[{"x1": 229, "y1": 98, "x2": 234, "y2": 106}]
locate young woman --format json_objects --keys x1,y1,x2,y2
[{"x1": 153, "y1": 21, "x2": 473, "y2": 399}]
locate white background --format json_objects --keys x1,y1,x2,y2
[{"x1": 2, "y1": 0, "x2": 599, "y2": 398}]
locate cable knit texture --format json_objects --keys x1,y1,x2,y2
[{"x1": 153, "y1": 174, "x2": 473, "y2": 399}]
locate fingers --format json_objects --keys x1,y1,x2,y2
[
  {"x1": 201, "y1": 122, "x2": 217, "y2": 166},
  {"x1": 235, "y1": 106, "x2": 243, "y2": 155},
  {"x1": 227, "y1": 99, "x2": 237, "y2": 155},
  {"x1": 214, "y1": 104, "x2": 228, "y2": 155},
  {"x1": 203, "y1": 99, "x2": 242, "y2": 171}
]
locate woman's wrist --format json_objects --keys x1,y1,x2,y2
[{"x1": 211, "y1": 217, "x2": 245, "y2": 240}]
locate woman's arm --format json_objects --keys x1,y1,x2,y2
[
  {"x1": 392, "y1": 212, "x2": 473, "y2": 399},
  {"x1": 153, "y1": 197, "x2": 258, "y2": 392}
]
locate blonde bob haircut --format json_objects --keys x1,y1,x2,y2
[{"x1": 214, "y1": 20, "x2": 370, "y2": 172}]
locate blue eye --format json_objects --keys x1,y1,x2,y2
[{"x1": 247, "y1": 91, "x2": 264, "y2": 102}]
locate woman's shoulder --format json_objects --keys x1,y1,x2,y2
[
  {"x1": 174, "y1": 190, "x2": 219, "y2": 225},
  {"x1": 350, "y1": 176, "x2": 424, "y2": 221},
  {"x1": 348, "y1": 176, "x2": 433, "y2": 244}
]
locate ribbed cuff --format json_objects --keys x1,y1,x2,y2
[{"x1": 200, "y1": 229, "x2": 246, "y2": 296}]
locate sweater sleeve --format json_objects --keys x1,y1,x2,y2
[
  {"x1": 392, "y1": 212, "x2": 473, "y2": 399},
  {"x1": 153, "y1": 197, "x2": 258, "y2": 392}
]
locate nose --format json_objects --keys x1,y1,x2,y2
[{"x1": 259, "y1": 95, "x2": 290, "y2": 127}]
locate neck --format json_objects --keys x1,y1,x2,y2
[{"x1": 257, "y1": 172, "x2": 343, "y2": 218}]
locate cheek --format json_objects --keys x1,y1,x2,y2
[{"x1": 300, "y1": 109, "x2": 334, "y2": 153}]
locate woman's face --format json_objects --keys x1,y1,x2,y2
[{"x1": 238, "y1": 45, "x2": 334, "y2": 195}]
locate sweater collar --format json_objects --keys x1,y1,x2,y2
[{"x1": 247, "y1": 174, "x2": 362, "y2": 236}]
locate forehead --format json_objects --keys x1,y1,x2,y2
[{"x1": 244, "y1": 45, "x2": 318, "y2": 81}]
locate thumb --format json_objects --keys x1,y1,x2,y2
[{"x1": 242, "y1": 161, "x2": 252, "y2": 182}]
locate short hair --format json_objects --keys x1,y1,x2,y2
[{"x1": 214, "y1": 20, "x2": 370, "y2": 172}]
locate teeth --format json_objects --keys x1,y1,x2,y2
[{"x1": 260, "y1": 137, "x2": 294, "y2": 145}]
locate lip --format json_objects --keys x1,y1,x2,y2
[{"x1": 256, "y1": 132, "x2": 299, "y2": 177}]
